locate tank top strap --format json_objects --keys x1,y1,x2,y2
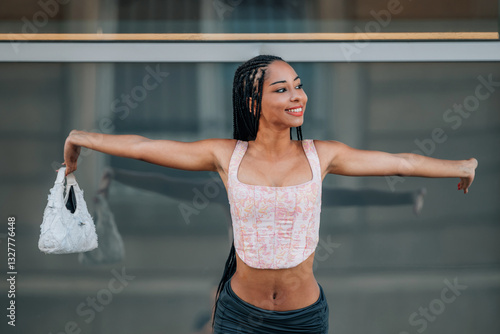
[
  {"x1": 302, "y1": 139, "x2": 321, "y2": 182},
  {"x1": 228, "y1": 140, "x2": 248, "y2": 178}
]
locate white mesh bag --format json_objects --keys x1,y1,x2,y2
[{"x1": 39, "y1": 167, "x2": 98, "y2": 254}]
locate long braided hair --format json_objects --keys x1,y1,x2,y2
[{"x1": 212, "y1": 55, "x2": 303, "y2": 328}]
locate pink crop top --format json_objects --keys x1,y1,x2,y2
[{"x1": 227, "y1": 140, "x2": 322, "y2": 269}]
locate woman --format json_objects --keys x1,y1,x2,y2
[{"x1": 63, "y1": 55, "x2": 478, "y2": 333}]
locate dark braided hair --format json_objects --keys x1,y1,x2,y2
[
  {"x1": 212, "y1": 55, "x2": 303, "y2": 328},
  {"x1": 232, "y1": 55, "x2": 304, "y2": 141}
]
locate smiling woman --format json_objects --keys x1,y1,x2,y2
[
  {"x1": 230, "y1": 55, "x2": 302, "y2": 142},
  {"x1": 262, "y1": 62, "x2": 307, "y2": 127}
]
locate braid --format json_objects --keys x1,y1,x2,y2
[{"x1": 213, "y1": 55, "x2": 304, "y2": 329}]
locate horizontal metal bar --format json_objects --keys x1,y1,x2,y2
[
  {"x1": 1, "y1": 41, "x2": 499, "y2": 62},
  {"x1": 1, "y1": 32, "x2": 498, "y2": 41}
]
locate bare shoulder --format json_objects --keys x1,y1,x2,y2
[
  {"x1": 312, "y1": 139, "x2": 351, "y2": 175},
  {"x1": 312, "y1": 139, "x2": 348, "y2": 159}
]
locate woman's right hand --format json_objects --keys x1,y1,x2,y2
[{"x1": 63, "y1": 130, "x2": 82, "y2": 176}]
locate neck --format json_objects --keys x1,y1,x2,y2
[{"x1": 252, "y1": 127, "x2": 296, "y2": 158}]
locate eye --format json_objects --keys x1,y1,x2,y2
[
  {"x1": 275, "y1": 87, "x2": 286, "y2": 93},
  {"x1": 296, "y1": 83, "x2": 303, "y2": 89}
]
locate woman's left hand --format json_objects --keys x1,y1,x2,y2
[{"x1": 458, "y1": 158, "x2": 478, "y2": 194}]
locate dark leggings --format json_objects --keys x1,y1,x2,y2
[{"x1": 213, "y1": 278, "x2": 329, "y2": 334}]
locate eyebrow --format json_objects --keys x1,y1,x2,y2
[{"x1": 269, "y1": 75, "x2": 300, "y2": 86}]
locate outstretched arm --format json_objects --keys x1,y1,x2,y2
[
  {"x1": 63, "y1": 130, "x2": 233, "y2": 176},
  {"x1": 317, "y1": 140, "x2": 478, "y2": 194}
]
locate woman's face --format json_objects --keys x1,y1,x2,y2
[{"x1": 258, "y1": 60, "x2": 308, "y2": 131}]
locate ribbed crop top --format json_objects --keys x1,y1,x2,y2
[{"x1": 227, "y1": 140, "x2": 322, "y2": 269}]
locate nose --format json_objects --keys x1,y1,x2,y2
[
  {"x1": 290, "y1": 89, "x2": 301, "y2": 101},
  {"x1": 290, "y1": 88, "x2": 306, "y2": 103}
]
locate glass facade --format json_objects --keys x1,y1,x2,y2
[{"x1": 1, "y1": 61, "x2": 499, "y2": 333}]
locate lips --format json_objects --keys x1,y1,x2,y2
[{"x1": 285, "y1": 106, "x2": 303, "y2": 117}]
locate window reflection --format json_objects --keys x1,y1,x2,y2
[{"x1": 1, "y1": 61, "x2": 499, "y2": 333}]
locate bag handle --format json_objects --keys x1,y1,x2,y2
[
  {"x1": 64, "y1": 170, "x2": 79, "y2": 197},
  {"x1": 66, "y1": 173, "x2": 77, "y2": 186},
  {"x1": 55, "y1": 167, "x2": 78, "y2": 188},
  {"x1": 54, "y1": 167, "x2": 67, "y2": 185}
]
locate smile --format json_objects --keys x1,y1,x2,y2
[{"x1": 285, "y1": 107, "x2": 303, "y2": 116}]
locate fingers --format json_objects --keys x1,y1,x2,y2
[
  {"x1": 65, "y1": 166, "x2": 76, "y2": 176},
  {"x1": 56, "y1": 162, "x2": 66, "y2": 173},
  {"x1": 61, "y1": 162, "x2": 77, "y2": 176},
  {"x1": 458, "y1": 178, "x2": 471, "y2": 194},
  {"x1": 458, "y1": 181, "x2": 467, "y2": 194}
]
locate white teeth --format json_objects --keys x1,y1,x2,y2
[{"x1": 286, "y1": 107, "x2": 302, "y2": 113}]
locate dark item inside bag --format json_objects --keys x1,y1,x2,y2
[{"x1": 65, "y1": 185, "x2": 77, "y2": 214}]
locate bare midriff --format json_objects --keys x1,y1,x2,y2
[{"x1": 230, "y1": 251, "x2": 319, "y2": 311}]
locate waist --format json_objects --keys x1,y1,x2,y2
[{"x1": 230, "y1": 251, "x2": 318, "y2": 311}]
